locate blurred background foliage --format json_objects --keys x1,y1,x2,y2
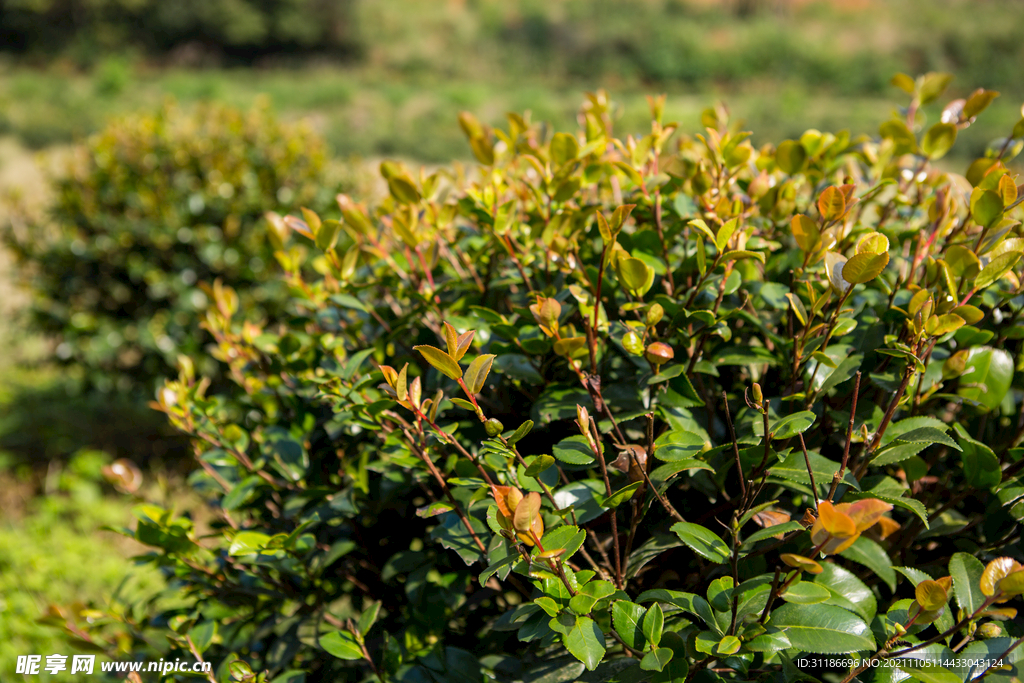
[
  {"x1": 0, "y1": 0, "x2": 1023, "y2": 677},
  {"x1": 1, "y1": 0, "x2": 1023, "y2": 160}
]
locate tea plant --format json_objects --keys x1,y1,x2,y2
[
  {"x1": 3, "y1": 99, "x2": 334, "y2": 393},
  {"x1": 71, "y1": 76, "x2": 1024, "y2": 682}
]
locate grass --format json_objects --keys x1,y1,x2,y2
[
  {"x1": 0, "y1": 451, "x2": 167, "y2": 682},
  {"x1": 1, "y1": 65, "x2": 1021, "y2": 167}
]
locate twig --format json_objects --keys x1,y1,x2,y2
[
  {"x1": 723, "y1": 391, "x2": 747, "y2": 500},
  {"x1": 827, "y1": 371, "x2": 860, "y2": 502}
]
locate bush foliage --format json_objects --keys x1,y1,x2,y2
[
  {"x1": 66, "y1": 77, "x2": 1024, "y2": 682},
  {"x1": 4, "y1": 100, "x2": 333, "y2": 393}
]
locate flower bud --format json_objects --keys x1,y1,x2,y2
[
  {"x1": 751, "y1": 383, "x2": 763, "y2": 406},
  {"x1": 644, "y1": 342, "x2": 674, "y2": 365},
  {"x1": 484, "y1": 418, "x2": 504, "y2": 437},
  {"x1": 646, "y1": 303, "x2": 664, "y2": 327},
  {"x1": 977, "y1": 622, "x2": 1003, "y2": 639}
]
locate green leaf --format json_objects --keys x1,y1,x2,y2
[
  {"x1": 670, "y1": 522, "x2": 730, "y2": 564},
  {"x1": 526, "y1": 455, "x2": 556, "y2": 477},
  {"x1": 321, "y1": 631, "x2": 364, "y2": 660},
  {"x1": 839, "y1": 537, "x2": 896, "y2": 592},
  {"x1": 975, "y1": 251, "x2": 1022, "y2": 291},
  {"x1": 815, "y1": 562, "x2": 877, "y2": 622},
  {"x1": 563, "y1": 616, "x2": 606, "y2": 671},
  {"x1": 509, "y1": 420, "x2": 535, "y2": 445},
  {"x1": 716, "y1": 218, "x2": 740, "y2": 251},
  {"x1": 640, "y1": 648, "x2": 673, "y2": 673},
  {"x1": 892, "y1": 661, "x2": 961, "y2": 683},
  {"x1": 637, "y1": 590, "x2": 719, "y2": 634},
  {"x1": 229, "y1": 531, "x2": 270, "y2": 556},
  {"x1": 949, "y1": 552, "x2": 986, "y2": 614},
  {"x1": 611, "y1": 601, "x2": 647, "y2": 651},
  {"x1": 919, "y1": 72, "x2": 954, "y2": 104},
  {"x1": 551, "y1": 132, "x2": 579, "y2": 165},
  {"x1": 746, "y1": 626, "x2": 792, "y2": 653},
  {"x1": 553, "y1": 435, "x2": 597, "y2": 465},
  {"x1": 842, "y1": 252, "x2": 889, "y2": 284},
  {"x1": 479, "y1": 552, "x2": 519, "y2": 586},
  {"x1": 958, "y1": 346, "x2": 1014, "y2": 411},
  {"x1": 688, "y1": 218, "x2": 716, "y2": 243},
  {"x1": 768, "y1": 603, "x2": 875, "y2": 654},
  {"x1": 601, "y1": 481, "x2": 642, "y2": 508},
  {"x1": 464, "y1": 354, "x2": 495, "y2": 394},
  {"x1": 619, "y1": 258, "x2": 654, "y2": 297},
  {"x1": 893, "y1": 427, "x2": 961, "y2": 451},
  {"x1": 538, "y1": 526, "x2": 587, "y2": 561},
  {"x1": 358, "y1": 602, "x2": 381, "y2": 635},
  {"x1": 781, "y1": 582, "x2": 831, "y2": 604},
  {"x1": 742, "y1": 520, "x2": 804, "y2": 546},
  {"x1": 753, "y1": 411, "x2": 817, "y2": 440},
  {"x1": 315, "y1": 218, "x2": 341, "y2": 251},
  {"x1": 972, "y1": 189, "x2": 1003, "y2": 229},
  {"x1": 414, "y1": 345, "x2": 463, "y2": 380},
  {"x1": 954, "y1": 423, "x2": 1001, "y2": 489},
  {"x1": 388, "y1": 175, "x2": 421, "y2": 204},
  {"x1": 769, "y1": 450, "x2": 860, "y2": 491},
  {"x1": 776, "y1": 140, "x2": 807, "y2": 174},
  {"x1": 721, "y1": 249, "x2": 765, "y2": 263},
  {"x1": 641, "y1": 603, "x2": 664, "y2": 647},
  {"x1": 569, "y1": 580, "x2": 616, "y2": 615},
  {"x1": 921, "y1": 122, "x2": 957, "y2": 159}
]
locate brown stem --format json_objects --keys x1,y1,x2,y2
[
  {"x1": 407, "y1": 432, "x2": 487, "y2": 555},
  {"x1": 828, "y1": 371, "x2": 861, "y2": 502},
  {"x1": 798, "y1": 433, "x2": 819, "y2": 510},
  {"x1": 758, "y1": 567, "x2": 782, "y2": 624},
  {"x1": 588, "y1": 417, "x2": 623, "y2": 589},
  {"x1": 723, "y1": 391, "x2": 747, "y2": 500}
]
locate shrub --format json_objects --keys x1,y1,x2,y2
[
  {"x1": 71, "y1": 78, "x2": 1024, "y2": 682},
  {"x1": 4, "y1": 99, "x2": 334, "y2": 393}
]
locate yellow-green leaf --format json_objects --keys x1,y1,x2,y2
[
  {"x1": 414, "y1": 345, "x2": 463, "y2": 380},
  {"x1": 842, "y1": 252, "x2": 889, "y2": 284},
  {"x1": 976, "y1": 251, "x2": 1022, "y2": 291},
  {"x1": 722, "y1": 250, "x2": 765, "y2": 263},
  {"x1": 915, "y1": 579, "x2": 949, "y2": 611},
  {"x1": 921, "y1": 122, "x2": 957, "y2": 160},
  {"x1": 716, "y1": 217, "x2": 740, "y2": 251},
  {"x1": 464, "y1": 354, "x2": 496, "y2": 395},
  {"x1": 791, "y1": 214, "x2": 820, "y2": 252},
  {"x1": 688, "y1": 218, "x2": 716, "y2": 243}
]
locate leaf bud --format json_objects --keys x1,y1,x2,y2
[
  {"x1": 646, "y1": 303, "x2": 665, "y2": 327},
  {"x1": 484, "y1": 418, "x2": 504, "y2": 437},
  {"x1": 623, "y1": 330, "x2": 644, "y2": 355}
]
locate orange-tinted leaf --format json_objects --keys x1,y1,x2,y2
[
  {"x1": 513, "y1": 492, "x2": 541, "y2": 534},
  {"x1": 443, "y1": 322, "x2": 459, "y2": 358},
  {"x1": 837, "y1": 499, "x2": 893, "y2": 532},
  {"x1": 981, "y1": 557, "x2": 1023, "y2": 597},
  {"x1": 813, "y1": 501, "x2": 858, "y2": 538},
  {"x1": 876, "y1": 516, "x2": 900, "y2": 539},
  {"x1": 454, "y1": 331, "x2": 475, "y2": 361},
  {"x1": 915, "y1": 579, "x2": 948, "y2": 611},
  {"x1": 780, "y1": 553, "x2": 824, "y2": 574},
  {"x1": 818, "y1": 186, "x2": 846, "y2": 222}
]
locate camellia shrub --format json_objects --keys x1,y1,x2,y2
[
  {"x1": 3, "y1": 99, "x2": 333, "y2": 392},
  {"x1": 69, "y1": 76, "x2": 1024, "y2": 682}
]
